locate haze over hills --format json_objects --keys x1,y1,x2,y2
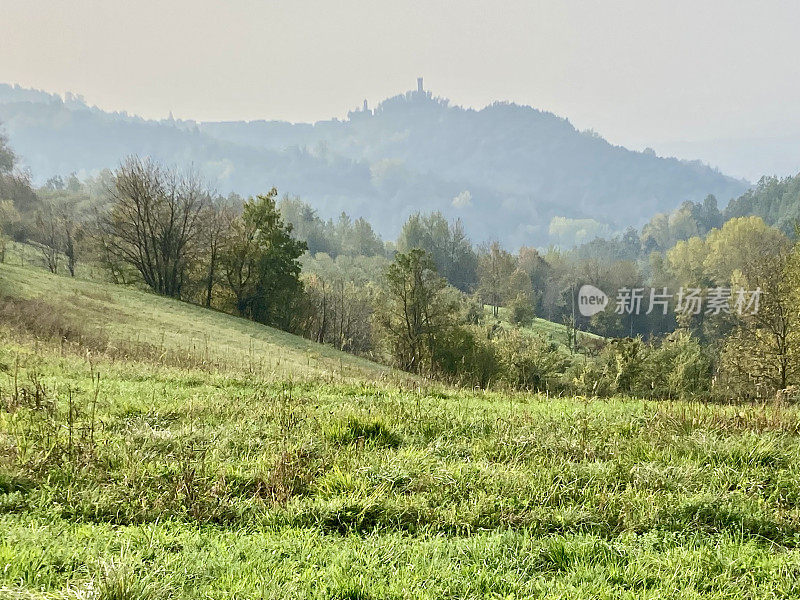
[
  {"x1": 656, "y1": 135, "x2": 800, "y2": 184},
  {"x1": 0, "y1": 81, "x2": 747, "y2": 247}
]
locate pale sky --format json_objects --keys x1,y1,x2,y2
[{"x1": 3, "y1": 0, "x2": 800, "y2": 150}]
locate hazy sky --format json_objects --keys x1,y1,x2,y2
[{"x1": 3, "y1": 0, "x2": 800, "y2": 150}]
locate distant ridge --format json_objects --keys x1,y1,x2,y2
[{"x1": 0, "y1": 81, "x2": 747, "y2": 247}]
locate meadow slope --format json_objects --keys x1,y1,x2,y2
[
  {"x1": 2, "y1": 263, "x2": 800, "y2": 599},
  {"x1": 0, "y1": 260, "x2": 391, "y2": 383}
]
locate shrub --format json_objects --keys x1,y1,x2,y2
[
  {"x1": 565, "y1": 360, "x2": 614, "y2": 397},
  {"x1": 605, "y1": 337, "x2": 644, "y2": 394},
  {"x1": 644, "y1": 330, "x2": 712, "y2": 398},
  {"x1": 508, "y1": 293, "x2": 535, "y2": 327},
  {"x1": 433, "y1": 325, "x2": 500, "y2": 388},
  {"x1": 566, "y1": 332, "x2": 712, "y2": 399},
  {"x1": 493, "y1": 329, "x2": 568, "y2": 392}
]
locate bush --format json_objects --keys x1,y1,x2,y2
[
  {"x1": 508, "y1": 294, "x2": 535, "y2": 327},
  {"x1": 433, "y1": 325, "x2": 500, "y2": 388},
  {"x1": 564, "y1": 332, "x2": 711, "y2": 399},
  {"x1": 605, "y1": 337, "x2": 644, "y2": 395},
  {"x1": 644, "y1": 330, "x2": 712, "y2": 398},
  {"x1": 493, "y1": 329, "x2": 568, "y2": 392},
  {"x1": 565, "y1": 360, "x2": 614, "y2": 397}
]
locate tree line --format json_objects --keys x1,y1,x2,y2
[{"x1": 4, "y1": 133, "x2": 800, "y2": 400}]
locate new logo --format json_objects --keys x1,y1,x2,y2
[{"x1": 577, "y1": 284, "x2": 608, "y2": 317}]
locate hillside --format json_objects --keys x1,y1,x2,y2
[
  {"x1": 3, "y1": 261, "x2": 800, "y2": 597},
  {"x1": 3, "y1": 260, "x2": 800, "y2": 598},
  {"x1": 0, "y1": 82, "x2": 747, "y2": 247},
  {"x1": 723, "y1": 172, "x2": 800, "y2": 235},
  {"x1": 0, "y1": 257, "x2": 390, "y2": 383}
]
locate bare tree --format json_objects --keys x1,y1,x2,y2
[
  {"x1": 101, "y1": 157, "x2": 208, "y2": 298},
  {"x1": 199, "y1": 197, "x2": 233, "y2": 307},
  {"x1": 303, "y1": 274, "x2": 374, "y2": 352},
  {"x1": 33, "y1": 200, "x2": 61, "y2": 273},
  {"x1": 62, "y1": 213, "x2": 78, "y2": 276},
  {"x1": 55, "y1": 196, "x2": 83, "y2": 277}
]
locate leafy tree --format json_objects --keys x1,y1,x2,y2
[
  {"x1": 222, "y1": 188, "x2": 307, "y2": 330},
  {"x1": 375, "y1": 248, "x2": 458, "y2": 373},
  {"x1": 280, "y1": 196, "x2": 385, "y2": 259},
  {"x1": 724, "y1": 174, "x2": 800, "y2": 235},
  {"x1": 517, "y1": 246, "x2": 552, "y2": 312},
  {"x1": 667, "y1": 237, "x2": 710, "y2": 287},
  {"x1": 397, "y1": 212, "x2": 477, "y2": 291},
  {"x1": 0, "y1": 126, "x2": 39, "y2": 240},
  {"x1": 477, "y1": 241, "x2": 517, "y2": 317},
  {"x1": 703, "y1": 217, "x2": 787, "y2": 284},
  {"x1": 344, "y1": 217, "x2": 384, "y2": 257},
  {"x1": 0, "y1": 129, "x2": 14, "y2": 175},
  {"x1": 508, "y1": 293, "x2": 535, "y2": 327},
  {"x1": 666, "y1": 217, "x2": 788, "y2": 341},
  {"x1": 279, "y1": 196, "x2": 340, "y2": 256},
  {"x1": 691, "y1": 195, "x2": 723, "y2": 233},
  {"x1": 641, "y1": 205, "x2": 700, "y2": 253},
  {"x1": 641, "y1": 213, "x2": 671, "y2": 253},
  {"x1": 718, "y1": 241, "x2": 797, "y2": 396}
]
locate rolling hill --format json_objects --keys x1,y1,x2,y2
[
  {"x1": 1, "y1": 252, "x2": 800, "y2": 598},
  {"x1": 0, "y1": 82, "x2": 747, "y2": 248},
  {"x1": 0, "y1": 252, "x2": 391, "y2": 383}
]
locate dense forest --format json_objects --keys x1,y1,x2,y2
[{"x1": 0, "y1": 82, "x2": 747, "y2": 247}]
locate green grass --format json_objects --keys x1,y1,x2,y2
[
  {"x1": 2, "y1": 262, "x2": 800, "y2": 598},
  {"x1": 0, "y1": 258, "x2": 392, "y2": 383},
  {"x1": 484, "y1": 304, "x2": 602, "y2": 352}
]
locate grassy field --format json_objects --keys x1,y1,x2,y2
[
  {"x1": 483, "y1": 305, "x2": 602, "y2": 353},
  {"x1": 0, "y1": 259, "x2": 392, "y2": 383},
  {"x1": 2, "y1": 262, "x2": 800, "y2": 598}
]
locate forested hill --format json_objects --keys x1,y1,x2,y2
[{"x1": 0, "y1": 82, "x2": 747, "y2": 247}]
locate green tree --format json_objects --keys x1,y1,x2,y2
[
  {"x1": 0, "y1": 129, "x2": 14, "y2": 175},
  {"x1": 517, "y1": 246, "x2": 552, "y2": 312},
  {"x1": 222, "y1": 188, "x2": 307, "y2": 330},
  {"x1": 397, "y1": 212, "x2": 477, "y2": 291},
  {"x1": 718, "y1": 242, "x2": 798, "y2": 396},
  {"x1": 375, "y1": 248, "x2": 458, "y2": 373},
  {"x1": 0, "y1": 126, "x2": 39, "y2": 241},
  {"x1": 345, "y1": 217, "x2": 384, "y2": 257},
  {"x1": 704, "y1": 217, "x2": 787, "y2": 284},
  {"x1": 477, "y1": 241, "x2": 517, "y2": 317}
]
